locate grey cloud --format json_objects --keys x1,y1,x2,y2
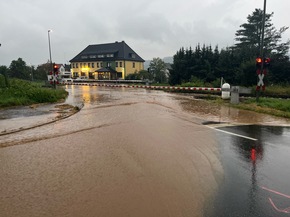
[{"x1": 0, "y1": 0, "x2": 289, "y2": 65}]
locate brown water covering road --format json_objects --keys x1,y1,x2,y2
[{"x1": 0, "y1": 86, "x2": 289, "y2": 217}]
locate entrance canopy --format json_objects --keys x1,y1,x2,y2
[
  {"x1": 95, "y1": 67, "x2": 118, "y2": 80},
  {"x1": 96, "y1": 67, "x2": 118, "y2": 73}
]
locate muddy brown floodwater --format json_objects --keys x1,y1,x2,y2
[{"x1": 0, "y1": 86, "x2": 289, "y2": 217}]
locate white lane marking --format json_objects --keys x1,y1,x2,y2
[{"x1": 208, "y1": 126, "x2": 258, "y2": 141}]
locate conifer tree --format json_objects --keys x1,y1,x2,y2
[{"x1": 234, "y1": 8, "x2": 289, "y2": 59}]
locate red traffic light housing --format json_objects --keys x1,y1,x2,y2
[
  {"x1": 256, "y1": 57, "x2": 263, "y2": 66},
  {"x1": 264, "y1": 58, "x2": 271, "y2": 67},
  {"x1": 256, "y1": 57, "x2": 271, "y2": 68},
  {"x1": 53, "y1": 64, "x2": 59, "y2": 73}
]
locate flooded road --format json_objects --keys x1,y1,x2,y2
[
  {"x1": 1, "y1": 85, "x2": 290, "y2": 217},
  {"x1": 206, "y1": 125, "x2": 290, "y2": 217},
  {"x1": 0, "y1": 85, "x2": 223, "y2": 217}
]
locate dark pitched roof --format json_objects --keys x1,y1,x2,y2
[{"x1": 70, "y1": 41, "x2": 145, "y2": 63}]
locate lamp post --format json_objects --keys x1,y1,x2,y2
[
  {"x1": 48, "y1": 30, "x2": 53, "y2": 73},
  {"x1": 48, "y1": 30, "x2": 56, "y2": 88}
]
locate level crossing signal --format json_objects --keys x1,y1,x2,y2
[
  {"x1": 256, "y1": 57, "x2": 270, "y2": 68},
  {"x1": 256, "y1": 57, "x2": 270, "y2": 91},
  {"x1": 53, "y1": 64, "x2": 59, "y2": 74},
  {"x1": 49, "y1": 64, "x2": 59, "y2": 85}
]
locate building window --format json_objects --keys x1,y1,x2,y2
[
  {"x1": 133, "y1": 62, "x2": 135, "y2": 68},
  {"x1": 97, "y1": 62, "x2": 99, "y2": 68},
  {"x1": 76, "y1": 63, "x2": 78, "y2": 68},
  {"x1": 84, "y1": 63, "x2": 86, "y2": 67},
  {"x1": 101, "y1": 62, "x2": 103, "y2": 67},
  {"x1": 116, "y1": 62, "x2": 118, "y2": 67},
  {"x1": 92, "y1": 63, "x2": 95, "y2": 68},
  {"x1": 98, "y1": 54, "x2": 104, "y2": 58},
  {"x1": 80, "y1": 63, "x2": 82, "y2": 68},
  {"x1": 106, "y1": 54, "x2": 114, "y2": 58},
  {"x1": 88, "y1": 63, "x2": 91, "y2": 67},
  {"x1": 107, "y1": 62, "x2": 111, "y2": 67},
  {"x1": 120, "y1": 62, "x2": 123, "y2": 67}
]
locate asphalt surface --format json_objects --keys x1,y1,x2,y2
[
  {"x1": 205, "y1": 125, "x2": 290, "y2": 217},
  {"x1": 1, "y1": 85, "x2": 290, "y2": 217}
]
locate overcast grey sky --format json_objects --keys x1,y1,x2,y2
[{"x1": 0, "y1": 0, "x2": 289, "y2": 66}]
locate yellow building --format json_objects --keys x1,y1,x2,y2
[{"x1": 70, "y1": 41, "x2": 145, "y2": 80}]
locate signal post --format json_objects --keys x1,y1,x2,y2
[
  {"x1": 48, "y1": 64, "x2": 59, "y2": 89},
  {"x1": 256, "y1": 57, "x2": 270, "y2": 101}
]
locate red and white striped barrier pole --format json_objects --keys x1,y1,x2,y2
[{"x1": 63, "y1": 82, "x2": 221, "y2": 92}]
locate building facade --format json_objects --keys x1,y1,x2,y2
[{"x1": 70, "y1": 41, "x2": 145, "y2": 80}]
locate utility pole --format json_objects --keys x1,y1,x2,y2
[
  {"x1": 48, "y1": 30, "x2": 56, "y2": 89},
  {"x1": 256, "y1": 0, "x2": 267, "y2": 102},
  {"x1": 48, "y1": 30, "x2": 53, "y2": 73}
]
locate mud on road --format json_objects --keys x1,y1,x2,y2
[{"x1": 1, "y1": 86, "x2": 290, "y2": 217}]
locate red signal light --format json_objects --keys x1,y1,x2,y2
[
  {"x1": 53, "y1": 64, "x2": 59, "y2": 73},
  {"x1": 264, "y1": 58, "x2": 270, "y2": 63},
  {"x1": 256, "y1": 57, "x2": 262, "y2": 64},
  {"x1": 251, "y1": 148, "x2": 256, "y2": 161}
]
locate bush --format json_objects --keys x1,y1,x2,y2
[
  {"x1": 0, "y1": 79, "x2": 68, "y2": 108},
  {"x1": 180, "y1": 77, "x2": 205, "y2": 87}
]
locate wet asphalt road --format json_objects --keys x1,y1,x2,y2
[
  {"x1": 1, "y1": 84, "x2": 290, "y2": 217},
  {"x1": 206, "y1": 125, "x2": 290, "y2": 217},
  {"x1": 0, "y1": 85, "x2": 222, "y2": 217}
]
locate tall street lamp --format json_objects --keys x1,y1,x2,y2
[
  {"x1": 48, "y1": 30, "x2": 56, "y2": 88},
  {"x1": 48, "y1": 30, "x2": 53, "y2": 74}
]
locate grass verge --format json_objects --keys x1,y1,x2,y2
[
  {"x1": 0, "y1": 79, "x2": 68, "y2": 108},
  {"x1": 231, "y1": 97, "x2": 290, "y2": 119}
]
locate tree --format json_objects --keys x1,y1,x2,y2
[
  {"x1": 9, "y1": 58, "x2": 30, "y2": 80},
  {"x1": 169, "y1": 48, "x2": 186, "y2": 85},
  {"x1": 0, "y1": 65, "x2": 10, "y2": 87},
  {"x1": 234, "y1": 8, "x2": 290, "y2": 85},
  {"x1": 149, "y1": 58, "x2": 167, "y2": 83},
  {"x1": 234, "y1": 9, "x2": 290, "y2": 59},
  {"x1": 35, "y1": 61, "x2": 51, "y2": 81}
]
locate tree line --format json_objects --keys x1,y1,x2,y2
[
  {"x1": 169, "y1": 9, "x2": 290, "y2": 87},
  {"x1": 0, "y1": 58, "x2": 51, "y2": 87}
]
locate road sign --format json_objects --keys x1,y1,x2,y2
[
  {"x1": 48, "y1": 74, "x2": 59, "y2": 85},
  {"x1": 256, "y1": 74, "x2": 265, "y2": 91},
  {"x1": 51, "y1": 74, "x2": 57, "y2": 82}
]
